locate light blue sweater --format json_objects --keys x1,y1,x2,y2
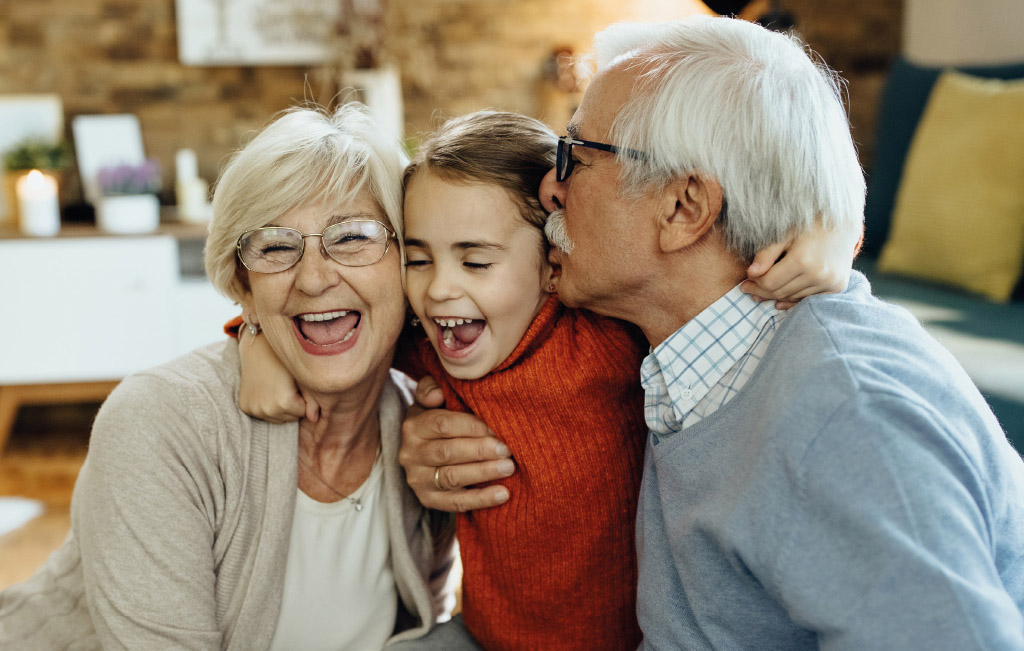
[{"x1": 637, "y1": 273, "x2": 1024, "y2": 650}]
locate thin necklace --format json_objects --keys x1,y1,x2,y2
[{"x1": 297, "y1": 443, "x2": 381, "y2": 511}]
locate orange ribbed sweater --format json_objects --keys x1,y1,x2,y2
[
  {"x1": 227, "y1": 296, "x2": 648, "y2": 649},
  {"x1": 399, "y1": 295, "x2": 647, "y2": 651}
]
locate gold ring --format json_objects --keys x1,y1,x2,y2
[{"x1": 433, "y1": 466, "x2": 446, "y2": 491}]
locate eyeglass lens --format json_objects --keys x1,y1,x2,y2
[
  {"x1": 556, "y1": 138, "x2": 574, "y2": 182},
  {"x1": 238, "y1": 220, "x2": 390, "y2": 273}
]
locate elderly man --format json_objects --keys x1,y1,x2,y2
[{"x1": 403, "y1": 16, "x2": 1024, "y2": 650}]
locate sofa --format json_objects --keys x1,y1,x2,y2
[{"x1": 856, "y1": 56, "x2": 1024, "y2": 451}]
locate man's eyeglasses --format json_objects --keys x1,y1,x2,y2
[
  {"x1": 555, "y1": 135, "x2": 647, "y2": 182},
  {"x1": 236, "y1": 219, "x2": 395, "y2": 273}
]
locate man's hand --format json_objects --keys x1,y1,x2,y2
[{"x1": 399, "y1": 376, "x2": 515, "y2": 512}]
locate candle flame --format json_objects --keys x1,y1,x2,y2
[{"x1": 17, "y1": 169, "x2": 58, "y2": 197}]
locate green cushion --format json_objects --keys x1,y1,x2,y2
[{"x1": 863, "y1": 57, "x2": 1024, "y2": 257}]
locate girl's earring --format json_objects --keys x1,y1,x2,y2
[
  {"x1": 409, "y1": 315, "x2": 421, "y2": 327},
  {"x1": 547, "y1": 283, "x2": 556, "y2": 293}
]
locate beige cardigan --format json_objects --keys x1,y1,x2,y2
[{"x1": 0, "y1": 341, "x2": 457, "y2": 650}]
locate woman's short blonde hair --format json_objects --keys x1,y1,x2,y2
[{"x1": 204, "y1": 103, "x2": 408, "y2": 303}]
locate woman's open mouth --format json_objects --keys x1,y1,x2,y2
[
  {"x1": 433, "y1": 317, "x2": 485, "y2": 358},
  {"x1": 293, "y1": 310, "x2": 361, "y2": 355}
]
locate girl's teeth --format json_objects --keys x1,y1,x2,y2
[
  {"x1": 434, "y1": 318, "x2": 471, "y2": 328},
  {"x1": 300, "y1": 310, "x2": 348, "y2": 322},
  {"x1": 341, "y1": 329, "x2": 354, "y2": 343},
  {"x1": 442, "y1": 328, "x2": 454, "y2": 347}
]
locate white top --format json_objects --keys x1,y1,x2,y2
[{"x1": 269, "y1": 453, "x2": 398, "y2": 651}]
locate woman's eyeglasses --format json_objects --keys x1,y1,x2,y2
[{"x1": 236, "y1": 219, "x2": 395, "y2": 273}]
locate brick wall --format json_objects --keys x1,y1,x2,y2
[{"x1": 0, "y1": 0, "x2": 900, "y2": 207}]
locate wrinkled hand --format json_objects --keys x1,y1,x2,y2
[
  {"x1": 399, "y1": 376, "x2": 515, "y2": 512},
  {"x1": 741, "y1": 220, "x2": 861, "y2": 309},
  {"x1": 238, "y1": 329, "x2": 321, "y2": 423}
]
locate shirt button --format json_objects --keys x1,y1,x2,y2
[{"x1": 681, "y1": 389, "x2": 693, "y2": 400}]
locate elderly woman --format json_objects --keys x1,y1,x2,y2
[{"x1": 0, "y1": 104, "x2": 457, "y2": 650}]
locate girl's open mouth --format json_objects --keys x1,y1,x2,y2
[{"x1": 433, "y1": 317, "x2": 485, "y2": 357}]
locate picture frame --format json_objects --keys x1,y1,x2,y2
[
  {"x1": 71, "y1": 114, "x2": 147, "y2": 206},
  {"x1": 176, "y1": 0, "x2": 342, "y2": 66}
]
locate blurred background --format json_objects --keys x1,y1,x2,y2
[{"x1": 1, "y1": 0, "x2": 1022, "y2": 589}]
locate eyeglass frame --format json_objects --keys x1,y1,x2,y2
[
  {"x1": 235, "y1": 218, "x2": 396, "y2": 274},
  {"x1": 555, "y1": 135, "x2": 648, "y2": 182}
]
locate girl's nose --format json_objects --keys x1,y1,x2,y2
[{"x1": 426, "y1": 264, "x2": 461, "y2": 302}]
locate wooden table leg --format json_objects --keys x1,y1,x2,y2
[
  {"x1": 0, "y1": 388, "x2": 19, "y2": 459},
  {"x1": 0, "y1": 382, "x2": 121, "y2": 457}
]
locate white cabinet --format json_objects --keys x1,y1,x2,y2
[{"x1": 0, "y1": 230, "x2": 237, "y2": 384}]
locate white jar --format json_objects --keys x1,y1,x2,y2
[{"x1": 96, "y1": 194, "x2": 160, "y2": 234}]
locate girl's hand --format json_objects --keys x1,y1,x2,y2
[
  {"x1": 238, "y1": 328, "x2": 321, "y2": 423},
  {"x1": 741, "y1": 220, "x2": 862, "y2": 309}
]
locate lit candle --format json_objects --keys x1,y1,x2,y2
[{"x1": 16, "y1": 170, "x2": 61, "y2": 237}]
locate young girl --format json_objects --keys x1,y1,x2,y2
[{"x1": 234, "y1": 111, "x2": 858, "y2": 650}]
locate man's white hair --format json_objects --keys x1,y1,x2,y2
[{"x1": 594, "y1": 17, "x2": 864, "y2": 260}]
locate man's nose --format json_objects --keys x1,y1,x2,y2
[{"x1": 539, "y1": 167, "x2": 566, "y2": 213}]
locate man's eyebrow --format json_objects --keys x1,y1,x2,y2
[{"x1": 453, "y1": 240, "x2": 507, "y2": 252}]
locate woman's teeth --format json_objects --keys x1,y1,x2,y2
[
  {"x1": 295, "y1": 310, "x2": 358, "y2": 346},
  {"x1": 300, "y1": 310, "x2": 348, "y2": 322}
]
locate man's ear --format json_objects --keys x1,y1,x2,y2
[{"x1": 658, "y1": 175, "x2": 724, "y2": 253}]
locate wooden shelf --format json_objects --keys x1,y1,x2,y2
[{"x1": 0, "y1": 219, "x2": 209, "y2": 241}]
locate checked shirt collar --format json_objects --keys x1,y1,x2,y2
[{"x1": 641, "y1": 284, "x2": 785, "y2": 439}]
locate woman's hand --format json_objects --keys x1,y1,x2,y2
[
  {"x1": 399, "y1": 377, "x2": 515, "y2": 512},
  {"x1": 238, "y1": 328, "x2": 321, "y2": 423},
  {"x1": 741, "y1": 220, "x2": 862, "y2": 309}
]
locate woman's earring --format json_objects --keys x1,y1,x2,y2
[
  {"x1": 547, "y1": 283, "x2": 556, "y2": 293},
  {"x1": 409, "y1": 315, "x2": 421, "y2": 327},
  {"x1": 246, "y1": 321, "x2": 261, "y2": 336}
]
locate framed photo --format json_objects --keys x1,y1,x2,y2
[
  {"x1": 71, "y1": 114, "x2": 146, "y2": 205},
  {"x1": 176, "y1": 0, "x2": 342, "y2": 66}
]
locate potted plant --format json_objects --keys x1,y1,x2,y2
[
  {"x1": 2, "y1": 139, "x2": 71, "y2": 227},
  {"x1": 95, "y1": 159, "x2": 162, "y2": 233}
]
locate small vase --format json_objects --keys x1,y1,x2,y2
[{"x1": 96, "y1": 194, "x2": 160, "y2": 234}]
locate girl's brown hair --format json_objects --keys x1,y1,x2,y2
[{"x1": 403, "y1": 111, "x2": 557, "y2": 235}]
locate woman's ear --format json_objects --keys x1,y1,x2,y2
[
  {"x1": 658, "y1": 175, "x2": 724, "y2": 253},
  {"x1": 239, "y1": 291, "x2": 259, "y2": 328}
]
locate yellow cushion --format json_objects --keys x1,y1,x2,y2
[{"x1": 878, "y1": 70, "x2": 1024, "y2": 302}]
